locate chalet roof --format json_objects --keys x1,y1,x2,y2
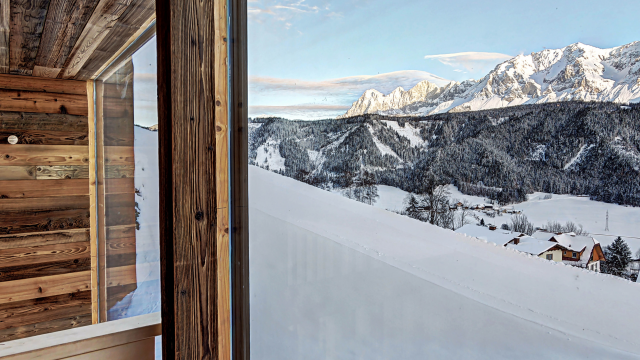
[
  {"x1": 506, "y1": 237, "x2": 568, "y2": 256},
  {"x1": 552, "y1": 233, "x2": 600, "y2": 266},
  {"x1": 531, "y1": 230, "x2": 557, "y2": 242},
  {"x1": 455, "y1": 224, "x2": 521, "y2": 246}
]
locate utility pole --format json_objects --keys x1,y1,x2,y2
[{"x1": 605, "y1": 210, "x2": 609, "y2": 232}]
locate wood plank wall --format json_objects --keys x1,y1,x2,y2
[{"x1": 0, "y1": 75, "x2": 91, "y2": 341}]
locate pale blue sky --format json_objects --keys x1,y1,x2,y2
[{"x1": 249, "y1": 0, "x2": 640, "y2": 119}]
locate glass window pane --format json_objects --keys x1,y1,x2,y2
[
  {"x1": 248, "y1": 1, "x2": 640, "y2": 358},
  {"x1": 101, "y1": 36, "x2": 160, "y2": 322}
]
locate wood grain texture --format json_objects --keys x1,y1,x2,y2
[
  {"x1": 31, "y1": 65, "x2": 60, "y2": 78},
  {"x1": 9, "y1": 0, "x2": 52, "y2": 75},
  {"x1": 0, "y1": 179, "x2": 89, "y2": 199},
  {"x1": 0, "y1": 89, "x2": 88, "y2": 115},
  {"x1": 75, "y1": 0, "x2": 154, "y2": 80},
  {"x1": 0, "y1": 229, "x2": 89, "y2": 250},
  {"x1": 0, "y1": 290, "x2": 90, "y2": 330},
  {"x1": 65, "y1": 338, "x2": 154, "y2": 360},
  {"x1": 215, "y1": 0, "x2": 231, "y2": 357},
  {"x1": 106, "y1": 235, "x2": 134, "y2": 255},
  {"x1": 35, "y1": 165, "x2": 89, "y2": 179},
  {"x1": 105, "y1": 177, "x2": 134, "y2": 194},
  {"x1": 0, "y1": 0, "x2": 9, "y2": 74},
  {"x1": 104, "y1": 145, "x2": 134, "y2": 165},
  {"x1": 87, "y1": 79, "x2": 99, "y2": 324},
  {"x1": 0, "y1": 129, "x2": 88, "y2": 145},
  {"x1": 157, "y1": 0, "x2": 229, "y2": 357},
  {"x1": 0, "y1": 241, "x2": 89, "y2": 268},
  {"x1": 0, "y1": 257, "x2": 90, "y2": 282},
  {"x1": 104, "y1": 164, "x2": 134, "y2": 178},
  {"x1": 61, "y1": 0, "x2": 134, "y2": 79},
  {"x1": 0, "y1": 144, "x2": 88, "y2": 166},
  {"x1": 34, "y1": 0, "x2": 101, "y2": 74},
  {"x1": 0, "y1": 74, "x2": 86, "y2": 94},
  {"x1": 0, "y1": 208, "x2": 90, "y2": 235},
  {"x1": 0, "y1": 195, "x2": 88, "y2": 211},
  {"x1": 0, "y1": 271, "x2": 90, "y2": 304},
  {"x1": 0, "y1": 166, "x2": 36, "y2": 180},
  {"x1": 0, "y1": 313, "x2": 91, "y2": 342},
  {"x1": 0, "y1": 112, "x2": 87, "y2": 131}
]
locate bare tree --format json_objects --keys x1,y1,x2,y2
[
  {"x1": 453, "y1": 200, "x2": 473, "y2": 230},
  {"x1": 511, "y1": 214, "x2": 535, "y2": 235}
]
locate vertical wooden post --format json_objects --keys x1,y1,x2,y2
[
  {"x1": 157, "y1": 0, "x2": 231, "y2": 358},
  {"x1": 87, "y1": 80, "x2": 99, "y2": 325}
]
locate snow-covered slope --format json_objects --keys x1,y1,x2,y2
[
  {"x1": 342, "y1": 41, "x2": 640, "y2": 117},
  {"x1": 250, "y1": 166, "x2": 640, "y2": 359}
]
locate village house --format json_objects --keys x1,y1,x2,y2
[
  {"x1": 456, "y1": 226, "x2": 605, "y2": 270},
  {"x1": 532, "y1": 231, "x2": 606, "y2": 272}
]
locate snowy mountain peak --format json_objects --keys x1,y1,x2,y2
[{"x1": 342, "y1": 41, "x2": 640, "y2": 118}]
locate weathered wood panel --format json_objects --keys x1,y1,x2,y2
[
  {"x1": 35, "y1": 165, "x2": 89, "y2": 179},
  {"x1": 104, "y1": 145, "x2": 134, "y2": 165},
  {"x1": 106, "y1": 236, "x2": 135, "y2": 255},
  {"x1": 105, "y1": 206, "x2": 135, "y2": 227},
  {"x1": 0, "y1": 313, "x2": 91, "y2": 342},
  {"x1": 105, "y1": 177, "x2": 135, "y2": 194},
  {"x1": 0, "y1": 241, "x2": 89, "y2": 268},
  {"x1": 75, "y1": 0, "x2": 154, "y2": 80},
  {"x1": 87, "y1": 79, "x2": 99, "y2": 324},
  {"x1": 0, "y1": 291, "x2": 90, "y2": 330},
  {"x1": 61, "y1": 0, "x2": 134, "y2": 79},
  {"x1": 0, "y1": 179, "x2": 89, "y2": 198},
  {"x1": 0, "y1": 271, "x2": 90, "y2": 304},
  {"x1": 0, "y1": 257, "x2": 90, "y2": 282},
  {"x1": 0, "y1": 89, "x2": 88, "y2": 115},
  {"x1": 0, "y1": 166, "x2": 36, "y2": 180},
  {"x1": 0, "y1": 0, "x2": 9, "y2": 74},
  {"x1": 0, "y1": 144, "x2": 88, "y2": 166},
  {"x1": 157, "y1": 0, "x2": 230, "y2": 357},
  {"x1": 34, "y1": 0, "x2": 102, "y2": 76},
  {"x1": 0, "y1": 208, "x2": 90, "y2": 234},
  {"x1": 0, "y1": 129, "x2": 88, "y2": 145},
  {"x1": 0, "y1": 112, "x2": 87, "y2": 131},
  {"x1": 0, "y1": 229, "x2": 89, "y2": 250},
  {"x1": 0, "y1": 74, "x2": 86, "y2": 95},
  {"x1": 0, "y1": 195, "x2": 88, "y2": 211},
  {"x1": 105, "y1": 164, "x2": 134, "y2": 178},
  {"x1": 9, "y1": 0, "x2": 52, "y2": 75}
]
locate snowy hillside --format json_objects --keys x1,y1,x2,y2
[
  {"x1": 342, "y1": 41, "x2": 640, "y2": 117},
  {"x1": 250, "y1": 166, "x2": 640, "y2": 359}
]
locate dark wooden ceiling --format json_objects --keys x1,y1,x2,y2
[{"x1": 0, "y1": 0, "x2": 155, "y2": 80}]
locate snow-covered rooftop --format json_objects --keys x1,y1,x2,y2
[
  {"x1": 455, "y1": 224, "x2": 521, "y2": 246},
  {"x1": 506, "y1": 236, "x2": 565, "y2": 256}
]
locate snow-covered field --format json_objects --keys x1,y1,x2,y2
[
  {"x1": 372, "y1": 184, "x2": 640, "y2": 252},
  {"x1": 250, "y1": 166, "x2": 640, "y2": 359}
]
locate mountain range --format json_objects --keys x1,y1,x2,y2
[{"x1": 341, "y1": 41, "x2": 640, "y2": 118}]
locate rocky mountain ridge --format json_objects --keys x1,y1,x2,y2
[{"x1": 341, "y1": 42, "x2": 640, "y2": 118}]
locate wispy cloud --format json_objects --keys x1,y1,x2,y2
[
  {"x1": 251, "y1": 70, "x2": 452, "y2": 97},
  {"x1": 249, "y1": 0, "x2": 335, "y2": 28},
  {"x1": 424, "y1": 52, "x2": 513, "y2": 72},
  {"x1": 250, "y1": 105, "x2": 351, "y2": 120}
]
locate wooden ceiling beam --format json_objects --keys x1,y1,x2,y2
[
  {"x1": 9, "y1": 0, "x2": 52, "y2": 75},
  {"x1": 60, "y1": 0, "x2": 133, "y2": 79},
  {"x1": 76, "y1": 0, "x2": 154, "y2": 80},
  {"x1": 33, "y1": 0, "x2": 102, "y2": 78}
]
